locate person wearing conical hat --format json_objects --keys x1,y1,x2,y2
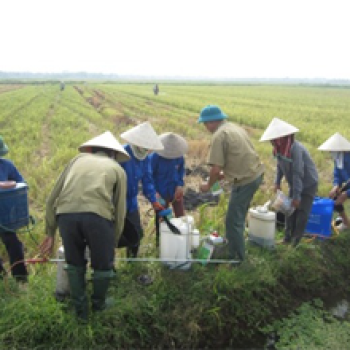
[
  {"x1": 0, "y1": 136, "x2": 28, "y2": 283},
  {"x1": 149, "y1": 133, "x2": 188, "y2": 245},
  {"x1": 120, "y1": 121, "x2": 165, "y2": 258},
  {"x1": 198, "y1": 105, "x2": 264, "y2": 262},
  {"x1": 40, "y1": 131, "x2": 129, "y2": 320},
  {"x1": 318, "y1": 132, "x2": 350, "y2": 231},
  {"x1": 260, "y1": 118, "x2": 318, "y2": 246}
]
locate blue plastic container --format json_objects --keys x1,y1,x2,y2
[
  {"x1": 305, "y1": 197, "x2": 334, "y2": 239},
  {"x1": 0, "y1": 182, "x2": 29, "y2": 233}
]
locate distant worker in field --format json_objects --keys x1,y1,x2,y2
[
  {"x1": 198, "y1": 105, "x2": 264, "y2": 262},
  {"x1": 260, "y1": 118, "x2": 318, "y2": 246},
  {"x1": 60, "y1": 81, "x2": 65, "y2": 91},
  {"x1": 150, "y1": 132, "x2": 188, "y2": 246},
  {"x1": 0, "y1": 136, "x2": 28, "y2": 283},
  {"x1": 39, "y1": 131, "x2": 129, "y2": 320},
  {"x1": 318, "y1": 132, "x2": 350, "y2": 231},
  {"x1": 153, "y1": 84, "x2": 159, "y2": 96},
  {"x1": 120, "y1": 122, "x2": 165, "y2": 258}
]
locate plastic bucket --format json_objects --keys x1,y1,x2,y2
[
  {"x1": 55, "y1": 246, "x2": 91, "y2": 300},
  {"x1": 191, "y1": 229, "x2": 200, "y2": 249},
  {"x1": 248, "y1": 207, "x2": 276, "y2": 248},
  {"x1": 160, "y1": 218, "x2": 192, "y2": 270},
  {"x1": 305, "y1": 197, "x2": 334, "y2": 239}
]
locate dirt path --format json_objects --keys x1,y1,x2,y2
[{"x1": 0, "y1": 85, "x2": 24, "y2": 94}]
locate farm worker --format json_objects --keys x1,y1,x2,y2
[
  {"x1": 150, "y1": 132, "x2": 188, "y2": 246},
  {"x1": 260, "y1": 118, "x2": 318, "y2": 246},
  {"x1": 120, "y1": 122, "x2": 164, "y2": 258},
  {"x1": 150, "y1": 132, "x2": 188, "y2": 217},
  {"x1": 318, "y1": 132, "x2": 350, "y2": 231},
  {"x1": 153, "y1": 84, "x2": 159, "y2": 95},
  {"x1": 198, "y1": 105, "x2": 264, "y2": 261},
  {"x1": 39, "y1": 131, "x2": 129, "y2": 320},
  {"x1": 0, "y1": 136, "x2": 28, "y2": 283}
]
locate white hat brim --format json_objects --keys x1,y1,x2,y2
[
  {"x1": 156, "y1": 132, "x2": 188, "y2": 159},
  {"x1": 318, "y1": 132, "x2": 350, "y2": 151},
  {"x1": 79, "y1": 131, "x2": 130, "y2": 162},
  {"x1": 260, "y1": 117, "x2": 299, "y2": 142},
  {"x1": 120, "y1": 121, "x2": 164, "y2": 151}
]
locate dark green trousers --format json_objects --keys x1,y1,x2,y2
[{"x1": 226, "y1": 174, "x2": 263, "y2": 261}]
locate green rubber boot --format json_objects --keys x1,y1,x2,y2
[
  {"x1": 65, "y1": 264, "x2": 88, "y2": 321},
  {"x1": 91, "y1": 269, "x2": 114, "y2": 312}
]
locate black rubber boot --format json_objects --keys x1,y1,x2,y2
[
  {"x1": 65, "y1": 264, "x2": 88, "y2": 321},
  {"x1": 91, "y1": 269, "x2": 114, "y2": 312}
]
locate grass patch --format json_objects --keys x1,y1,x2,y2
[{"x1": 1, "y1": 232, "x2": 350, "y2": 349}]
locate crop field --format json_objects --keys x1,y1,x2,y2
[
  {"x1": 1, "y1": 82, "x2": 350, "y2": 349},
  {"x1": 1, "y1": 82, "x2": 349, "y2": 222}
]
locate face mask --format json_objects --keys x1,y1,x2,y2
[
  {"x1": 330, "y1": 151, "x2": 344, "y2": 169},
  {"x1": 131, "y1": 144, "x2": 149, "y2": 160}
]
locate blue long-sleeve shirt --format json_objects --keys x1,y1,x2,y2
[
  {"x1": 121, "y1": 144, "x2": 156, "y2": 213},
  {"x1": 275, "y1": 141, "x2": 318, "y2": 201},
  {"x1": 150, "y1": 153, "x2": 185, "y2": 201},
  {"x1": 333, "y1": 152, "x2": 350, "y2": 197},
  {"x1": 0, "y1": 158, "x2": 24, "y2": 182}
]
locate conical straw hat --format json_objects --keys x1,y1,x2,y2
[
  {"x1": 156, "y1": 132, "x2": 188, "y2": 159},
  {"x1": 120, "y1": 121, "x2": 164, "y2": 151},
  {"x1": 79, "y1": 131, "x2": 130, "y2": 162},
  {"x1": 260, "y1": 118, "x2": 299, "y2": 142},
  {"x1": 318, "y1": 132, "x2": 350, "y2": 151}
]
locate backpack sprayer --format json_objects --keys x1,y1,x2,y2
[{"x1": 0, "y1": 182, "x2": 36, "y2": 235}]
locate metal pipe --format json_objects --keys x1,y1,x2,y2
[{"x1": 48, "y1": 257, "x2": 240, "y2": 264}]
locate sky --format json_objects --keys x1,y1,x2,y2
[{"x1": 1, "y1": 0, "x2": 350, "y2": 79}]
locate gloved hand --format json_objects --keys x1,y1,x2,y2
[
  {"x1": 152, "y1": 201, "x2": 165, "y2": 212},
  {"x1": 156, "y1": 193, "x2": 166, "y2": 207}
]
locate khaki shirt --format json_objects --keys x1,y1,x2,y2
[
  {"x1": 208, "y1": 121, "x2": 264, "y2": 186},
  {"x1": 45, "y1": 152, "x2": 127, "y2": 241}
]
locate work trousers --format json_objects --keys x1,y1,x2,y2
[
  {"x1": 226, "y1": 174, "x2": 263, "y2": 261},
  {"x1": 57, "y1": 213, "x2": 115, "y2": 270},
  {"x1": 285, "y1": 184, "x2": 317, "y2": 245},
  {"x1": 126, "y1": 210, "x2": 143, "y2": 258},
  {"x1": 0, "y1": 231, "x2": 28, "y2": 279}
]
